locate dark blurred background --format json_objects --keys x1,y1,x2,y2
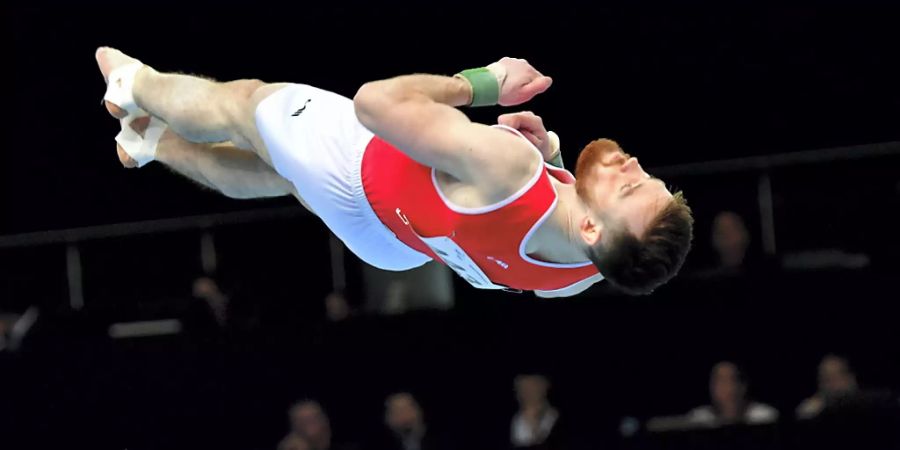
[{"x1": 2, "y1": 3, "x2": 900, "y2": 450}]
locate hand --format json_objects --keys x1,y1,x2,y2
[
  {"x1": 498, "y1": 111, "x2": 553, "y2": 157},
  {"x1": 487, "y1": 57, "x2": 553, "y2": 106}
]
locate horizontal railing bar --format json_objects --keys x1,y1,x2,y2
[{"x1": 0, "y1": 206, "x2": 306, "y2": 249}]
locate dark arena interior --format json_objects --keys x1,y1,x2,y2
[{"x1": 2, "y1": 3, "x2": 900, "y2": 450}]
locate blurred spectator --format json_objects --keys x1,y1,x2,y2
[
  {"x1": 279, "y1": 433, "x2": 312, "y2": 450},
  {"x1": 290, "y1": 400, "x2": 333, "y2": 450},
  {"x1": 289, "y1": 400, "x2": 358, "y2": 450},
  {"x1": 688, "y1": 211, "x2": 763, "y2": 280},
  {"x1": 325, "y1": 290, "x2": 352, "y2": 323},
  {"x1": 376, "y1": 392, "x2": 446, "y2": 450},
  {"x1": 511, "y1": 374, "x2": 560, "y2": 448},
  {"x1": 796, "y1": 354, "x2": 859, "y2": 419},
  {"x1": 711, "y1": 211, "x2": 750, "y2": 271},
  {"x1": 687, "y1": 361, "x2": 778, "y2": 426},
  {"x1": 384, "y1": 392, "x2": 426, "y2": 450}
]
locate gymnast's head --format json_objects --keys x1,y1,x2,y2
[{"x1": 573, "y1": 139, "x2": 693, "y2": 295}]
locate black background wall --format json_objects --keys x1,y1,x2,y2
[
  {"x1": 5, "y1": 3, "x2": 900, "y2": 233},
  {"x1": 3, "y1": 3, "x2": 900, "y2": 450}
]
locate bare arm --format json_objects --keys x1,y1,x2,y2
[
  {"x1": 353, "y1": 74, "x2": 516, "y2": 181},
  {"x1": 353, "y1": 58, "x2": 554, "y2": 183},
  {"x1": 149, "y1": 135, "x2": 294, "y2": 199}
]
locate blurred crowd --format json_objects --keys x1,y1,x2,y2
[
  {"x1": 268, "y1": 354, "x2": 891, "y2": 450},
  {"x1": 1, "y1": 210, "x2": 896, "y2": 450},
  {"x1": 256, "y1": 210, "x2": 893, "y2": 449},
  {"x1": 274, "y1": 373, "x2": 565, "y2": 450},
  {"x1": 643, "y1": 355, "x2": 865, "y2": 432}
]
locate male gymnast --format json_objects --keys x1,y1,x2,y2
[{"x1": 96, "y1": 48, "x2": 693, "y2": 297}]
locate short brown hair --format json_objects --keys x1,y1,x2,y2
[{"x1": 588, "y1": 191, "x2": 694, "y2": 295}]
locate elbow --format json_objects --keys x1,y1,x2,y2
[
  {"x1": 353, "y1": 82, "x2": 385, "y2": 129},
  {"x1": 354, "y1": 80, "x2": 420, "y2": 132},
  {"x1": 352, "y1": 82, "x2": 373, "y2": 110}
]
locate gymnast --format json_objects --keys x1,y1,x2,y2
[{"x1": 96, "y1": 48, "x2": 692, "y2": 297}]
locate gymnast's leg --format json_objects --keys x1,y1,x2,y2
[
  {"x1": 95, "y1": 47, "x2": 288, "y2": 165},
  {"x1": 113, "y1": 116, "x2": 297, "y2": 200}
]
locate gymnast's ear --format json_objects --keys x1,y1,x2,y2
[{"x1": 579, "y1": 215, "x2": 604, "y2": 247}]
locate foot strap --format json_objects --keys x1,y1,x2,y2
[
  {"x1": 104, "y1": 62, "x2": 145, "y2": 116},
  {"x1": 115, "y1": 110, "x2": 167, "y2": 168}
]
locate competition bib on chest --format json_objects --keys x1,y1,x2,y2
[
  {"x1": 396, "y1": 208, "x2": 508, "y2": 291},
  {"x1": 418, "y1": 235, "x2": 507, "y2": 290}
]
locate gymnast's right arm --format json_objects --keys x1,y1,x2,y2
[
  {"x1": 353, "y1": 59, "x2": 553, "y2": 182},
  {"x1": 151, "y1": 137, "x2": 295, "y2": 199}
]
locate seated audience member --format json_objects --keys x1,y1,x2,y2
[
  {"x1": 375, "y1": 392, "x2": 447, "y2": 450},
  {"x1": 511, "y1": 374, "x2": 562, "y2": 448},
  {"x1": 796, "y1": 354, "x2": 859, "y2": 419},
  {"x1": 689, "y1": 211, "x2": 765, "y2": 279},
  {"x1": 289, "y1": 400, "x2": 358, "y2": 450},
  {"x1": 324, "y1": 290, "x2": 358, "y2": 323},
  {"x1": 712, "y1": 211, "x2": 751, "y2": 271},
  {"x1": 687, "y1": 361, "x2": 779, "y2": 426}
]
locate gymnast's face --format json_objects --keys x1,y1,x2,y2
[{"x1": 574, "y1": 139, "x2": 673, "y2": 240}]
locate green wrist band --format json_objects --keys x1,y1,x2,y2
[{"x1": 456, "y1": 67, "x2": 500, "y2": 107}]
